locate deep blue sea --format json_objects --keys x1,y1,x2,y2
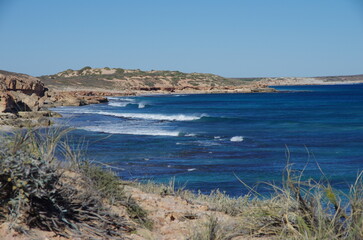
[{"x1": 52, "y1": 84, "x2": 363, "y2": 196}]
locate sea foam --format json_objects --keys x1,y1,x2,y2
[
  {"x1": 108, "y1": 102, "x2": 131, "y2": 107},
  {"x1": 81, "y1": 126, "x2": 180, "y2": 136},
  {"x1": 96, "y1": 112, "x2": 204, "y2": 121},
  {"x1": 230, "y1": 136, "x2": 244, "y2": 142},
  {"x1": 53, "y1": 108, "x2": 203, "y2": 121}
]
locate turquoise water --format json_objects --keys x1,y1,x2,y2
[{"x1": 53, "y1": 84, "x2": 363, "y2": 196}]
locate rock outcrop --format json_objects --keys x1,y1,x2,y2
[
  {"x1": 43, "y1": 91, "x2": 109, "y2": 108},
  {"x1": 0, "y1": 70, "x2": 46, "y2": 113},
  {"x1": 0, "y1": 92, "x2": 16, "y2": 113},
  {"x1": 0, "y1": 70, "x2": 46, "y2": 96},
  {"x1": 0, "y1": 70, "x2": 114, "y2": 128}
]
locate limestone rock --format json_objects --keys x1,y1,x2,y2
[
  {"x1": 0, "y1": 70, "x2": 46, "y2": 113},
  {"x1": 0, "y1": 70, "x2": 46, "y2": 96},
  {"x1": 9, "y1": 91, "x2": 41, "y2": 111},
  {"x1": 0, "y1": 92, "x2": 16, "y2": 113}
]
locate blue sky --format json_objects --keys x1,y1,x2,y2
[{"x1": 0, "y1": 0, "x2": 362, "y2": 77}]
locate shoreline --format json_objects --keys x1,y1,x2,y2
[
  {"x1": 73, "y1": 80, "x2": 363, "y2": 99},
  {"x1": 2, "y1": 81, "x2": 362, "y2": 131},
  {"x1": 50, "y1": 79, "x2": 363, "y2": 96},
  {"x1": 2, "y1": 79, "x2": 363, "y2": 239}
]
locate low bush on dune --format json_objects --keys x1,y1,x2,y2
[{"x1": 0, "y1": 128, "x2": 149, "y2": 238}]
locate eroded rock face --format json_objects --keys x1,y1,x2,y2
[
  {"x1": 42, "y1": 90, "x2": 109, "y2": 108},
  {"x1": 0, "y1": 70, "x2": 56, "y2": 127},
  {"x1": 0, "y1": 92, "x2": 16, "y2": 113},
  {"x1": 0, "y1": 70, "x2": 47, "y2": 114},
  {"x1": 0, "y1": 70, "x2": 46, "y2": 96}
]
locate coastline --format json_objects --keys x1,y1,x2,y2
[
  {"x1": 51, "y1": 79, "x2": 363, "y2": 101},
  {"x1": 2, "y1": 80, "x2": 362, "y2": 131},
  {"x1": 2, "y1": 75, "x2": 363, "y2": 239}
]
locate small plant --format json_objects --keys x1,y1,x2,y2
[
  {"x1": 124, "y1": 196, "x2": 153, "y2": 230},
  {"x1": 81, "y1": 161, "x2": 124, "y2": 204},
  {"x1": 115, "y1": 68, "x2": 125, "y2": 75},
  {"x1": 190, "y1": 215, "x2": 227, "y2": 240},
  {"x1": 77, "y1": 66, "x2": 92, "y2": 74}
]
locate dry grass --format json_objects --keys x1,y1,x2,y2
[
  {"x1": 136, "y1": 157, "x2": 363, "y2": 240},
  {"x1": 2, "y1": 128, "x2": 363, "y2": 239},
  {"x1": 0, "y1": 128, "x2": 149, "y2": 239}
]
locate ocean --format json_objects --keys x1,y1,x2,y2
[{"x1": 52, "y1": 84, "x2": 363, "y2": 196}]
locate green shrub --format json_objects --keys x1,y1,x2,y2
[
  {"x1": 115, "y1": 68, "x2": 125, "y2": 75},
  {"x1": 77, "y1": 66, "x2": 92, "y2": 74},
  {"x1": 81, "y1": 162, "x2": 124, "y2": 204},
  {"x1": 0, "y1": 130, "x2": 131, "y2": 237}
]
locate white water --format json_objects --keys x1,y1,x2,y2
[
  {"x1": 230, "y1": 136, "x2": 244, "y2": 142},
  {"x1": 96, "y1": 111, "x2": 204, "y2": 121},
  {"x1": 54, "y1": 108, "x2": 204, "y2": 121},
  {"x1": 80, "y1": 125, "x2": 180, "y2": 136},
  {"x1": 108, "y1": 102, "x2": 130, "y2": 107}
]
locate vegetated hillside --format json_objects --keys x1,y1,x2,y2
[
  {"x1": 38, "y1": 67, "x2": 260, "y2": 91},
  {"x1": 316, "y1": 74, "x2": 363, "y2": 82},
  {"x1": 258, "y1": 73, "x2": 363, "y2": 86}
]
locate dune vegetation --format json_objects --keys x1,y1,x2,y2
[{"x1": 1, "y1": 128, "x2": 363, "y2": 239}]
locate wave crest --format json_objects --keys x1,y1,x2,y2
[
  {"x1": 80, "y1": 126, "x2": 180, "y2": 136},
  {"x1": 97, "y1": 112, "x2": 205, "y2": 121},
  {"x1": 108, "y1": 102, "x2": 131, "y2": 107},
  {"x1": 230, "y1": 136, "x2": 244, "y2": 142}
]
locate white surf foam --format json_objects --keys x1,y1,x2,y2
[
  {"x1": 187, "y1": 168, "x2": 197, "y2": 172},
  {"x1": 185, "y1": 133, "x2": 197, "y2": 137},
  {"x1": 119, "y1": 98, "x2": 135, "y2": 101},
  {"x1": 80, "y1": 125, "x2": 180, "y2": 136},
  {"x1": 96, "y1": 112, "x2": 204, "y2": 121},
  {"x1": 230, "y1": 136, "x2": 244, "y2": 142},
  {"x1": 108, "y1": 102, "x2": 130, "y2": 107},
  {"x1": 138, "y1": 103, "x2": 146, "y2": 108},
  {"x1": 53, "y1": 107, "x2": 204, "y2": 121}
]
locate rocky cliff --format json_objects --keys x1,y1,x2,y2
[
  {"x1": 0, "y1": 70, "x2": 46, "y2": 113},
  {"x1": 0, "y1": 70, "x2": 109, "y2": 128}
]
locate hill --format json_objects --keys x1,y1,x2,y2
[
  {"x1": 261, "y1": 74, "x2": 363, "y2": 86},
  {"x1": 38, "y1": 67, "x2": 269, "y2": 93},
  {"x1": 39, "y1": 67, "x2": 363, "y2": 92}
]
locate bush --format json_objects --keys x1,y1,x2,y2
[
  {"x1": 115, "y1": 68, "x2": 125, "y2": 75},
  {"x1": 81, "y1": 161, "x2": 124, "y2": 204},
  {"x1": 0, "y1": 129, "x2": 132, "y2": 238},
  {"x1": 77, "y1": 66, "x2": 92, "y2": 74}
]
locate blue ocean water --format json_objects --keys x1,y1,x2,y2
[{"x1": 53, "y1": 84, "x2": 363, "y2": 196}]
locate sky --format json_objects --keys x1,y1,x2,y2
[{"x1": 0, "y1": 0, "x2": 362, "y2": 77}]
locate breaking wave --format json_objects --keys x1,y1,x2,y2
[
  {"x1": 230, "y1": 136, "x2": 244, "y2": 142},
  {"x1": 108, "y1": 102, "x2": 131, "y2": 107},
  {"x1": 80, "y1": 125, "x2": 180, "y2": 136},
  {"x1": 96, "y1": 112, "x2": 205, "y2": 121},
  {"x1": 53, "y1": 108, "x2": 205, "y2": 121}
]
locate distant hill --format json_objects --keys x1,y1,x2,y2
[
  {"x1": 315, "y1": 74, "x2": 363, "y2": 82},
  {"x1": 38, "y1": 67, "x2": 260, "y2": 92},
  {"x1": 39, "y1": 67, "x2": 363, "y2": 92}
]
